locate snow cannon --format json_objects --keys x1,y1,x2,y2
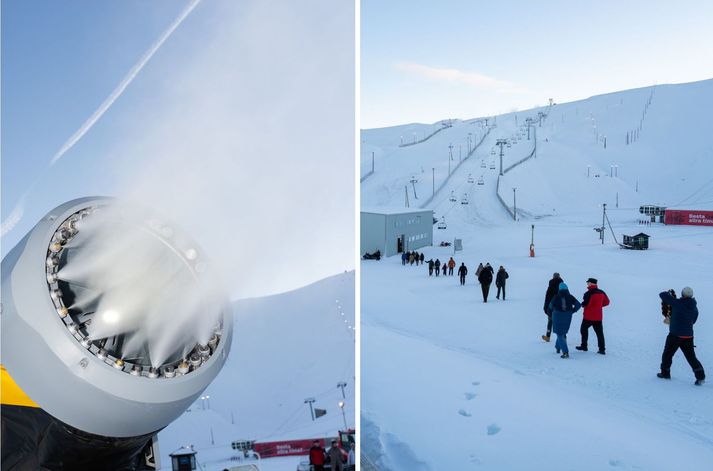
[{"x1": 1, "y1": 197, "x2": 233, "y2": 470}]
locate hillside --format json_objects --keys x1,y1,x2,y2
[{"x1": 159, "y1": 271, "x2": 355, "y2": 470}]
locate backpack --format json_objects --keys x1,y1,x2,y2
[{"x1": 558, "y1": 293, "x2": 575, "y2": 312}]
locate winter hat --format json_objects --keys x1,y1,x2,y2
[
  {"x1": 586, "y1": 277, "x2": 598, "y2": 284},
  {"x1": 559, "y1": 282, "x2": 568, "y2": 291},
  {"x1": 681, "y1": 286, "x2": 694, "y2": 298}
]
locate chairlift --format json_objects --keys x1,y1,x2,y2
[
  {"x1": 467, "y1": 173, "x2": 474, "y2": 183},
  {"x1": 480, "y1": 161, "x2": 486, "y2": 168},
  {"x1": 437, "y1": 217, "x2": 447, "y2": 230},
  {"x1": 489, "y1": 162, "x2": 496, "y2": 170},
  {"x1": 477, "y1": 176, "x2": 485, "y2": 185},
  {"x1": 490, "y1": 149, "x2": 496, "y2": 155},
  {"x1": 449, "y1": 190, "x2": 457, "y2": 202},
  {"x1": 507, "y1": 143, "x2": 511, "y2": 148},
  {"x1": 461, "y1": 194, "x2": 469, "y2": 205}
]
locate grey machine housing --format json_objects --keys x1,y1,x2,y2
[{"x1": 1, "y1": 197, "x2": 233, "y2": 437}]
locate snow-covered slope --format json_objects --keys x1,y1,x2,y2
[
  {"x1": 361, "y1": 79, "x2": 713, "y2": 471},
  {"x1": 362, "y1": 79, "x2": 713, "y2": 221},
  {"x1": 159, "y1": 271, "x2": 355, "y2": 470}
]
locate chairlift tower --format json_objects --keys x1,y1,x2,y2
[{"x1": 496, "y1": 139, "x2": 507, "y2": 176}]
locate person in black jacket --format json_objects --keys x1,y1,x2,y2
[
  {"x1": 477, "y1": 263, "x2": 494, "y2": 302},
  {"x1": 427, "y1": 259, "x2": 434, "y2": 276},
  {"x1": 435, "y1": 259, "x2": 441, "y2": 276},
  {"x1": 542, "y1": 272, "x2": 563, "y2": 342},
  {"x1": 658, "y1": 287, "x2": 705, "y2": 385},
  {"x1": 458, "y1": 263, "x2": 468, "y2": 286},
  {"x1": 495, "y1": 266, "x2": 509, "y2": 300}
]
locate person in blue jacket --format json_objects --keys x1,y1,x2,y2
[
  {"x1": 548, "y1": 282, "x2": 582, "y2": 358},
  {"x1": 658, "y1": 287, "x2": 705, "y2": 385}
]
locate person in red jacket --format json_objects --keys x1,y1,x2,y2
[
  {"x1": 576, "y1": 277, "x2": 610, "y2": 354},
  {"x1": 309, "y1": 440, "x2": 326, "y2": 471}
]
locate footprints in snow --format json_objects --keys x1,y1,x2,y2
[
  {"x1": 458, "y1": 381, "x2": 479, "y2": 418},
  {"x1": 486, "y1": 423, "x2": 501, "y2": 435},
  {"x1": 459, "y1": 381, "x2": 503, "y2": 436}
]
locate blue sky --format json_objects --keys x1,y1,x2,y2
[
  {"x1": 361, "y1": 0, "x2": 713, "y2": 128},
  {"x1": 2, "y1": 0, "x2": 355, "y2": 297}
]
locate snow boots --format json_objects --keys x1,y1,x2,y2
[
  {"x1": 695, "y1": 379, "x2": 705, "y2": 386},
  {"x1": 575, "y1": 345, "x2": 587, "y2": 351},
  {"x1": 657, "y1": 372, "x2": 671, "y2": 379},
  {"x1": 560, "y1": 352, "x2": 569, "y2": 359},
  {"x1": 542, "y1": 335, "x2": 551, "y2": 342}
]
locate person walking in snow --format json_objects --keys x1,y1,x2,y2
[
  {"x1": 401, "y1": 251, "x2": 407, "y2": 266},
  {"x1": 419, "y1": 252, "x2": 425, "y2": 265},
  {"x1": 428, "y1": 259, "x2": 434, "y2": 276},
  {"x1": 309, "y1": 440, "x2": 326, "y2": 471},
  {"x1": 435, "y1": 259, "x2": 441, "y2": 276},
  {"x1": 658, "y1": 287, "x2": 705, "y2": 385},
  {"x1": 477, "y1": 263, "x2": 493, "y2": 302},
  {"x1": 448, "y1": 257, "x2": 456, "y2": 276},
  {"x1": 458, "y1": 263, "x2": 468, "y2": 286},
  {"x1": 327, "y1": 440, "x2": 345, "y2": 471},
  {"x1": 408, "y1": 252, "x2": 414, "y2": 265},
  {"x1": 495, "y1": 266, "x2": 509, "y2": 300},
  {"x1": 576, "y1": 278, "x2": 610, "y2": 354},
  {"x1": 542, "y1": 272, "x2": 564, "y2": 342},
  {"x1": 413, "y1": 251, "x2": 419, "y2": 265},
  {"x1": 548, "y1": 282, "x2": 582, "y2": 358}
]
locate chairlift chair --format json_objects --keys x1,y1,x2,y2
[
  {"x1": 477, "y1": 176, "x2": 485, "y2": 185},
  {"x1": 489, "y1": 162, "x2": 496, "y2": 170},
  {"x1": 467, "y1": 174, "x2": 474, "y2": 183},
  {"x1": 449, "y1": 191, "x2": 457, "y2": 202},
  {"x1": 437, "y1": 217, "x2": 447, "y2": 230},
  {"x1": 461, "y1": 194, "x2": 469, "y2": 205},
  {"x1": 480, "y1": 161, "x2": 486, "y2": 168}
]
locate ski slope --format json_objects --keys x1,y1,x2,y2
[
  {"x1": 159, "y1": 271, "x2": 355, "y2": 470},
  {"x1": 361, "y1": 79, "x2": 713, "y2": 471}
]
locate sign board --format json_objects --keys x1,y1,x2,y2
[
  {"x1": 253, "y1": 439, "x2": 323, "y2": 458},
  {"x1": 664, "y1": 209, "x2": 713, "y2": 227},
  {"x1": 454, "y1": 238, "x2": 462, "y2": 252}
]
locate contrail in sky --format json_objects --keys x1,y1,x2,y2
[
  {"x1": 2, "y1": 0, "x2": 202, "y2": 237},
  {"x1": 50, "y1": 0, "x2": 202, "y2": 164}
]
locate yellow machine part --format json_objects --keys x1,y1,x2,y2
[{"x1": 0, "y1": 364, "x2": 39, "y2": 408}]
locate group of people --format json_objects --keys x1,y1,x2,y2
[
  {"x1": 419, "y1": 255, "x2": 510, "y2": 303},
  {"x1": 309, "y1": 439, "x2": 355, "y2": 471},
  {"x1": 401, "y1": 250, "x2": 424, "y2": 266},
  {"x1": 424, "y1": 256, "x2": 456, "y2": 276},
  {"x1": 540, "y1": 272, "x2": 705, "y2": 385},
  {"x1": 456, "y1": 262, "x2": 509, "y2": 302},
  {"x1": 542, "y1": 274, "x2": 609, "y2": 359}
]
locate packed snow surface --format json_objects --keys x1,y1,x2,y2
[
  {"x1": 361, "y1": 79, "x2": 713, "y2": 470},
  {"x1": 159, "y1": 271, "x2": 355, "y2": 470}
]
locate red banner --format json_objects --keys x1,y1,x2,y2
[
  {"x1": 664, "y1": 210, "x2": 713, "y2": 226},
  {"x1": 254, "y1": 438, "x2": 326, "y2": 458}
]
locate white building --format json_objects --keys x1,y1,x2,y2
[{"x1": 361, "y1": 208, "x2": 434, "y2": 257}]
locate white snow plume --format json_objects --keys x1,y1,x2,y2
[
  {"x1": 105, "y1": 0, "x2": 355, "y2": 299},
  {"x1": 50, "y1": 0, "x2": 202, "y2": 166},
  {"x1": 57, "y1": 205, "x2": 226, "y2": 367}
]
